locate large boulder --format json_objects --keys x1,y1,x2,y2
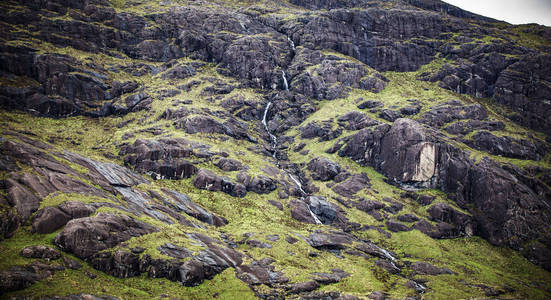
[
  {"x1": 54, "y1": 213, "x2": 157, "y2": 259},
  {"x1": 379, "y1": 119, "x2": 437, "y2": 186},
  {"x1": 32, "y1": 202, "x2": 95, "y2": 234},
  {"x1": 307, "y1": 157, "x2": 341, "y2": 181},
  {"x1": 193, "y1": 168, "x2": 246, "y2": 198}
]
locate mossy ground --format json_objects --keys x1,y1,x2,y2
[{"x1": 1, "y1": 0, "x2": 551, "y2": 299}]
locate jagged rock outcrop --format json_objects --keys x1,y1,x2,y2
[
  {"x1": 53, "y1": 213, "x2": 158, "y2": 259},
  {"x1": 193, "y1": 168, "x2": 247, "y2": 197},
  {"x1": 339, "y1": 117, "x2": 551, "y2": 268}
]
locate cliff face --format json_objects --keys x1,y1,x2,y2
[{"x1": 1, "y1": 0, "x2": 550, "y2": 299}]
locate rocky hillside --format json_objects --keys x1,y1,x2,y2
[{"x1": 1, "y1": 0, "x2": 551, "y2": 299}]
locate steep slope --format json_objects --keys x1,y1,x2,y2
[{"x1": 1, "y1": 0, "x2": 550, "y2": 299}]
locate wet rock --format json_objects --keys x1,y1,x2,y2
[
  {"x1": 307, "y1": 157, "x2": 341, "y2": 181},
  {"x1": 290, "y1": 199, "x2": 319, "y2": 224},
  {"x1": 307, "y1": 196, "x2": 338, "y2": 225},
  {"x1": 290, "y1": 196, "x2": 340, "y2": 225},
  {"x1": 20, "y1": 246, "x2": 61, "y2": 260},
  {"x1": 375, "y1": 259, "x2": 400, "y2": 274},
  {"x1": 54, "y1": 213, "x2": 157, "y2": 259},
  {"x1": 193, "y1": 168, "x2": 246, "y2": 198}
]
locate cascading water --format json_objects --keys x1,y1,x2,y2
[
  {"x1": 287, "y1": 36, "x2": 296, "y2": 52},
  {"x1": 281, "y1": 71, "x2": 289, "y2": 91},
  {"x1": 262, "y1": 102, "x2": 277, "y2": 159},
  {"x1": 262, "y1": 100, "x2": 309, "y2": 199},
  {"x1": 288, "y1": 174, "x2": 306, "y2": 196}
]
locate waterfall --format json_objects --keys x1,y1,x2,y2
[
  {"x1": 262, "y1": 102, "x2": 277, "y2": 159},
  {"x1": 373, "y1": 244, "x2": 397, "y2": 262},
  {"x1": 281, "y1": 71, "x2": 289, "y2": 91},
  {"x1": 308, "y1": 206, "x2": 323, "y2": 224},
  {"x1": 262, "y1": 101, "x2": 310, "y2": 199},
  {"x1": 288, "y1": 174, "x2": 306, "y2": 196},
  {"x1": 287, "y1": 36, "x2": 295, "y2": 51}
]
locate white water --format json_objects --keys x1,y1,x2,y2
[
  {"x1": 281, "y1": 71, "x2": 289, "y2": 91},
  {"x1": 372, "y1": 243, "x2": 397, "y2": 262},
  {"x1": 262, "y1": 100, "x2": 311, "y2": 200},
  {"x1": 288, "y1": 174, "x2": 306, "y2": 196},
  {"x1": 262, "y1": 102, "x2": 278, "y2": 159},
  {"x1": 308, "y1": 206, "x2": 323, "y2": 224},
  {"x1": 287, "y1": 36, "x2": 296, "y2": 51},
  {"x1": 411, "y1": 281, "x2": 427, "y2": 293}
]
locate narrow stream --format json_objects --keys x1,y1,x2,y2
[
  {"x1": 262, "y1": 100, "x2": 310, "y2": 199},
  {"x1": 288, "y1": 36, "x2": 296, "y2": 52},
  {"x1": 262, "y1": 101, "x2": 277, "y2": 159},
  {"x1": 281, "y1": 71, "x2": 289, "y2": 91}
]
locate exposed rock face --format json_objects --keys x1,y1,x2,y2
[
  {"x1": 193, "y1": 168, "x2": 246, "y2": 197},
  {"x1": 0, "y1": 267, "x2": 38, "y2": 295},
  {"x1": 494, "y1": 54, "x2": 551, "y2": 134},
  {"x1": 0, "y1": 0, "x2": 550, "y2": 296},
  {"x1": 54, "y1": 213, "x2": 157, "y2": 259},
  {"x1": 332, "y1": 173, "x2": 370, "y2": 198},
  {"x1": 339, "y1": 117, "x2": 551, "y2": 268},
  {"x1": 307, "y1": 157, "x2": 341, "y2": 181},
  {"x1": 427, "y1": 203, "x2": 474, "y2": 237},
  {"x1": 468, "y1": 131, "x2": 546, "y2": 161},
  {"x1": 421, "y1": 100, "x2": 488, "y2": 128},
  {"x1": 379, "y1": 119, "x2": 437, "y2": 185},
  {"x1": 120, "y1": 138, "x2": 202, "y2": 180},
  {"x1": 32, "y1": 202, "x2": 95, "y2": 234},
  {"x1": 411, "y1": 261, "x2": 455, "y2": 276}
]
